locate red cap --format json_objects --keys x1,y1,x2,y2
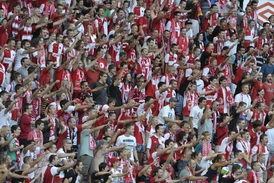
[{"x1": 108, "y1": 157, "x2": 120, "y2": 164}]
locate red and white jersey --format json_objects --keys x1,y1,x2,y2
[
  {"x1": 202, "y1": 85, "x2": 217, "y2": 104},
  {"x1": 18, "y1": 25, "x2": 33, "y2": 41},
  {"x1": 166, "y1": 19, "x2": 182, "y2": 42},
  {"x1": 7, "y1": 12, "x2": 20, "y2": 37},
  {"x1": 41, "y1": 165, "x2": 58, "y2": 183},
  {"x1": 252, "y1": 144, "x2": 269, "y2": 166},
  {"x1": 227, "y1": 15, "x2": 237, "y2": 30},
  {"x1": 205, "y1": 12, "x2": 221, "y2": 29},
  {"x1": 109, "y1": 41, "x2": 121, "y2": 63},
  {"x1": 255, "y1": 37, "x2": 268, "y2": 51},
  {"x1": 219, "y1": 137, "x2": 234, "y2": 160},
  {"x1": 0, "y1": 63, "x2": 5, "y2": 86},
  {"x1": 94, "y1": 17, "x2": 109, "y2": 36},
  {"x1": 33, "y1": 47, "x2": 46, "y2": 68},
  {"x1": 251, "y1": 10, "x2": 258, "y2": 23},
  {"x1": 137, "y1": 55, "x2": 154, "y2": 80},
  {"x1": 165, "y1": 89, "x2": 176, "y2": 105},
  {"x1": 2, "y1": 48, "x2": 16, "y2": 70},
  {"x1": 250, "y1": 110, "x2": 266, "y2": 126},
  {"x1": 48, "y1": 41, "x2": 63, "y2": 67},
  {"x1": 40, "y1": 1, "x2": 56, "y2": 17},
  {"x1": 236, "y1": 139, "x2": 251, "y2": 157},
  {"x1": 160, "y1": 74, "x2": 176, "y2": 87},
  {"x1": 176, "y1": 36, "x2": 189, "y2": 56},
  {"x1": 186, "y1": 54, "x2": 198, "y2": 66},
  {"x1": 202, "y1": 66, "x2": 216, "y2": 80},
  {"x1": 133, "y1": 6, "x2": 145, "y2": 19},
  {"x1": 243, "y1": 27, "x2": 256, "y2": 48},
  {"x1": 164, "y1": 130, "x2": 176, "y2": 141},
  {"x1": 134, "y1": 121, "x2": 145, "y2": 145},
  {"x1": 164, "y1": 52, "x2": 178, "y2": 66},
  {"x1": 213, "y1": 36, "x2": 225, "y2": 53}
]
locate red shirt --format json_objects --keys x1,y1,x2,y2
[
  {"x1": 0, "y1": 26, "x2": 8, "y2": 47},
  {"x1": 97, "y1": 58, "x2": 107, "y2": 71},
  {"x1": 139, "y1": 17, "x2": 149, "y2": 35},
  {"x1": 249, "y1": 127, "x2": 267, "y2": 149},
  {"x1": 39, "y1": 68, "x2": 51, "y2": 86},
  {"x1": 215, "y1": 123, "x2": 228, "y2": 145},
  {"x1": 19, "y1": 114, "x2": 32, "y2": 140},
  {"x1": 55, "y1": 67, "x2": 72, "y2": 89},
  {"x1": 86, "y1": 70, "x2": 100, "y2": 85},
  {"x1": 262, "y1": 82, "x2": 274, "y2": 106},
  {"x1": 71, "y1": 68, "x2": 86, "y2": 92}
]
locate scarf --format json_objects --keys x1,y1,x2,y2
[
  {"x1": 90, "y1": 134, "x2": 96, "y2": 150},
  {"x1": 48, "y1": 115, "x2": 55, "y2": 141},
  {"x1": 32, "y1": 129, "x2": 43, "y2": 146},
  {"x1": 251, "y1": 170, "x2": 259, "y2": 183},
  {"x1": 218, "y1": 86, "x2": 234, "y2": 113},
  {"x1": 67, "y1": 127, "x2": 77, "y2": 146},
  {"x1": 31, "y1": 98, "x2": 41, "y2": 120},
  {"x1": 44, "y1": 1, "x2": 56, "y2": 17},
  {"x1": 121, "y1": 83, "x2": 132, "y2": 104},
  {"x1": 178, "y1": 36, "x2": 189, "y2": 56},
  {"x1": 184, "y1": 91, "x2": 199, "y2": 115},
  {"x1": 202, "y1": 140, "x2": 211, "y2": 156},
  {"x1": 239, "y1": 139, "x2": 249, "y2": 158},
  {"x1": 170, "y1": 19, "x2": 180, "y2": 43},
  {"x1": 12, "y1": 134, "x2": 21, "y2": 165},
  {"x1": 256, "y1": 37, "x2": 268, "y2": 51}
]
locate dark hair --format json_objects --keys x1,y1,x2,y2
[
  {"x1": 176, "y1": 131, "x2": 186, "y2": 143},
  {"x1": 98, "y1": 162, "x2": 108, "y2": 171},
  {"x1": 49, "y1": 155, "x2": 57, "y2": 163},
  {"x1": 253, "y1": 120, "x2": 263, "y2": 128},
  {"x1": 11, "y1": 125, "x2": 20, "y2": 133},
  {"x1": 260, "y1": 133, "x2": 267, "y2": 142},
  {"x1": 23, "y1": 103, "x2": 31, "y2": 112},
  {"x1": 155, "y1": 124, "x2": 163, "y2": 133},
  {"x1": 198, "y1": 97, "x2": 206, "y2": 104},
  {"x1": 35, "y1": 120, "x2": 44, "y2": 128}
]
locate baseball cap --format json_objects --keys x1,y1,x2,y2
[{"x1": 108, "y1": 157, "x2": 120, "y2": 164}]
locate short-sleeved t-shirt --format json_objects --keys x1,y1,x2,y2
[
  {"x1": 90, "y1": 81, "x2": 107, "y2": 105},
  {"x1": 116, "y1": 134, "x2": 136, "y2": 161},
  {"x1": 179, "y1": 169, "x2": 191, "y2": 183},
  {"x1": 79, "y1": 129, "x2": 94, "y2": 157}
]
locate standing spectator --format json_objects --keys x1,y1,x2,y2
[{"x1": 19, "y1": 103, "x2": 35, "y2": 147}]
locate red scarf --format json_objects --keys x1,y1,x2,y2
[
  {"x1": 183, "y1": 91, "x2": 199, "y2": 116},
  {"x1": 202, "y1": 140, "x2": 212, "y2": 157},
  {"x1": 31, "y1": 98, "x2": 41, "y2": 120},
  {"x1": 44, "y1": 1, "x2": 55, "y2": 16},
  {"x1": 12, "y1": 134, "x2": 21, "y2": 165},
  {"x1": 256, "y1": 37, "x2": 268, "y2": 51},
  {"x1": 48, "y1": 115, "x2": 55, "y2": 141},
  {"x1": 217, "y1": 86, "x2": 234, "y2": 113},
  {"x1": 121, "y1": 83, "x2": 132, "y2": 104},
  {"x1": 178, "y1": 36, "x2": 189, "y2": 55},
  {"x1": 251, "y1": 170, "x2": 259, "y2": 183}
]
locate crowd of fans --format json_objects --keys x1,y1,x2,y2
[{"x1": 0, "y1": 0, "x2": 274, "y2": 182}]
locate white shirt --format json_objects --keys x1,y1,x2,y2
[
  {"x1": 116, "y1": 135, "x2": 136, "y2": 161},
  {"x1": 266, "y1": 128, "x2": 274, "y2": 145},
  {"x1": 14, "y1": 48, "x2": 30, "y2": 71},
  {"x1": 158, "y1": 105, "x2": 175, "y2": 125},
  {"x1": 235, "y1": 93, "x2": 252, "y2": 107},
  {"x1": 189, "y1": 105, "x2": 204, "y2": 129},
  {"x1": 0, "y1": 109, "x2": 11, "y2": 127},
  {"x1": 224, "y1": 40, "x2": 238, "y2": 56}
]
